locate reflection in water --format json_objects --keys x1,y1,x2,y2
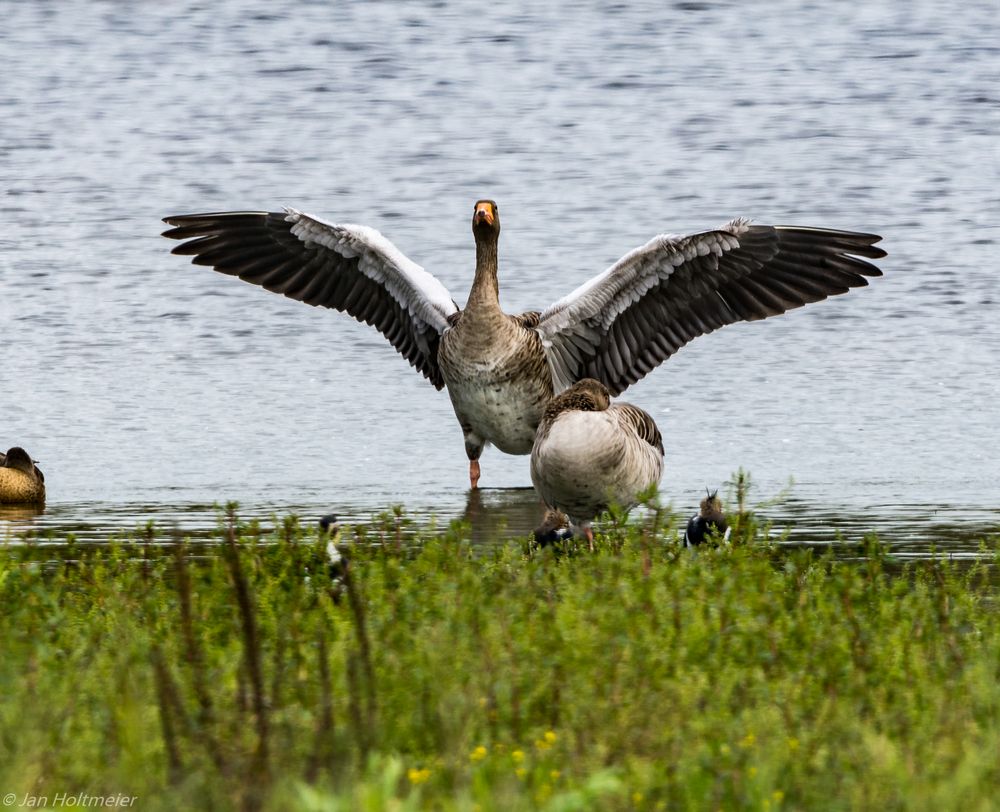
[
  {"x1": 1, "y1": 494, "x2": 996, "y2": 561},
  {"x1": 460, "y1": 487, "x2": 546, "y2": 546},
  {"x1": 0, "y1": 503, "x2": 45, "y2": 530}
]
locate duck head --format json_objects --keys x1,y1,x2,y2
[
  {"x1": 472, "y1": 199, "x2": 500, "y2": 240},
  {"x1": 700, "y1": 489, "x2": 723, "y2": 518},
  {"x1": 3, "y1": 447, "x2": 37, "y2": 477},
  {"x1": 533, "y1": 509, "x2": 574, "y2": 547}
]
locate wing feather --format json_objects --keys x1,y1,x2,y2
[
  {"x1": 163, "y1": 209, "x2": 459, "y2": 389},
  {"x1": 537, "y1": 220, "x2": 885, "y2": 394},
  {"x1": 612, "y1": 404, "x2": 664, "y2": 455}
]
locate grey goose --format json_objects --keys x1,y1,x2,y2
[
  {"x1": 163, "y1": 200, "x2": 885, "y2": 488},
  {"x1": 530, "y1": 379, "x2": 664, "y2": 545}
]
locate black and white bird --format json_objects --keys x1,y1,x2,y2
[
  {"x1": 317, "y1": 513, "x2": 346, "y2": 580},
  {"x1": 164, "y1": 201, "x2": 885, "y2": 488},
  {"x1": 532, "y1": 508, "x2": 575, "y2": 547},
  {"x1": 684, "y1": 490, "x2": 731, "y2": 547}
]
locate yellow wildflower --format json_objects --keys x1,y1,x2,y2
[
  {"x1": 787, "y1": 737, "x2": 800, "y2": 753},
  {"x1": 632, "y1": 791, "x2": 644, "y2": 805},
  {"x1": 512, "y1": 749, "x2": 525, "y2": 763},
  {"x1": 550, "y1": 770, "x2": 561, "y2": 781},
  {"x1": 740, "y1": 732, "x2": 756, "y2": 749},
  {"x1": 773, "y1": 790, "x2": 785, "y2": 803},
  {"x1": 470, "y1": 745, "x2": 488, "y2": 762},
  {"x1": 407, "y1": 767, "x2": 431, "y2": 785},
  {"x1": 516, "y1": 767, "x2": 527, "y2": 779},
  {"x1": 544, "y1": 730, "x2": 557, "y2": 744}
]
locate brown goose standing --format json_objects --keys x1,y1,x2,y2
[
  {"x1": 0, "y1": 447, "x2": 46, "y2": 504},
  {"x1": 530, "y1": 379, "x2": 664, "y2": 544},
  {"x1": 163, "y1": 200, "x2": 885, "y2": 488}
]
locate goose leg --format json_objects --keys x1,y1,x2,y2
[
  {"x1": 583, "y1": 524, "x2": 594, "y2": 552},
  {"x1": 463, "y1": 431, "x2": 485, "y2": 490}
]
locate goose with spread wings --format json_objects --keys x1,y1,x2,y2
[{"x1": 163, "y1": 200, "x2": 885, "y2": 488}]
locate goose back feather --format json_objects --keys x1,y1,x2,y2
[{"x1": 531, "y1": 380, "x2": 663, "y2": 524}]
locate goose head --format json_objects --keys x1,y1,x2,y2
[
  {"x1": 472, "y1": 199, "x2": 500, "y2": 241},
  {"x1": 541, "y1": 378, "x2": 612, "y2": 423},
  {"x1": 563, "y1": 378, "x2": 612, "y2": 411}
]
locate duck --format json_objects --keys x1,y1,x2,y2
[
  {"x1": 532, "y1": 508, "x2": 575, "y2": 547},
  {"x1": 163, "y1": 201, "x2": 885, "y2": 488},
  {"x1": 684, "y1": 490, "x2": 731, "y2": 547},
  {"x1": 307, "y1": 513, "x2": 346, "y2": 587},
  {"x1": 530, "y1": 379, "x2": 663, "y2": 545},
  {"x1": 0, "y1": 447, "x2": 46, "y2": 504}
]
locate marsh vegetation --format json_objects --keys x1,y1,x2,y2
[{"x1": 1, "y1": 502, "x2": 998, "y2": 811}]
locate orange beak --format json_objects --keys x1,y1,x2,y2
[{"x1": 474, "y1": 202, "x2": 494, "y2": 226}]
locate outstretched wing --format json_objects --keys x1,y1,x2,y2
[
  {"x1": 162, "y1": 208, "x2": 459, "y2": 389},
  {"x1": 536, "y1": 219, "x2": 885, "y2": 394}
]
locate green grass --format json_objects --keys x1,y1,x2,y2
[{"x1": 0, "y1": 505, "x2": 998, "y2": 811}]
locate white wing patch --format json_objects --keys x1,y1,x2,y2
[
  {"x1": 284, "y1": 207, "x2": 457, "y2": 332},
  {"x1": 536, "y1": 219, "x2": 751, "y2": 392}
]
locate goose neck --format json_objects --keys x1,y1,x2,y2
[{"x1": 467, "y1": 236, "x2": 500, "y2": 312}]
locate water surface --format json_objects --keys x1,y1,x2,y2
[{"x1": 2, "y1": 1, "x2": 999, "y2": 548}]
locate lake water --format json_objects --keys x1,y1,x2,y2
[{"x1": 2, "y1": 0, "x2": 999, "y2": 550}]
